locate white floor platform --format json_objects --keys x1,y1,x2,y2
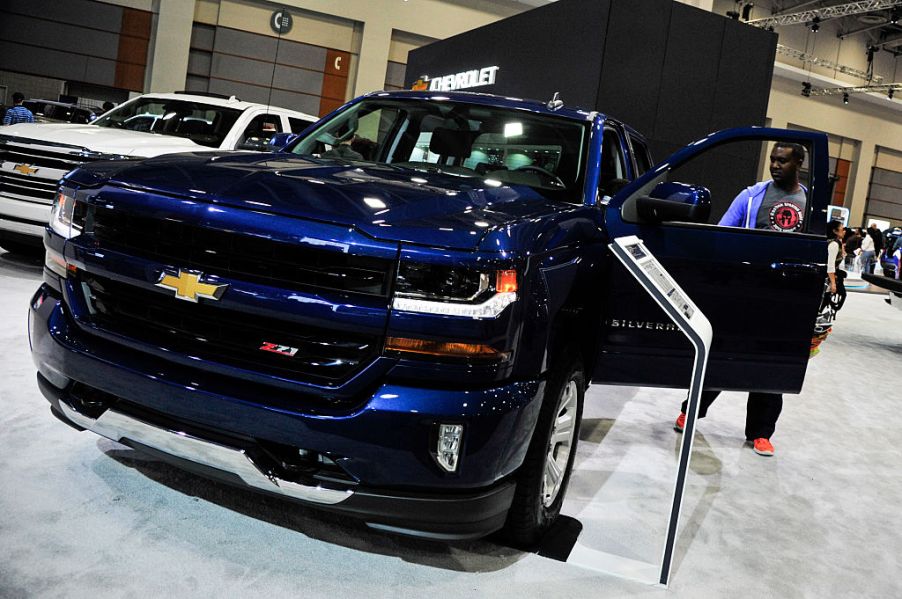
[{"x1": 1, "y1": 248, "x2": 901, "y2": 598}]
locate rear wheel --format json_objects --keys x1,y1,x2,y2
[{"x1": 503, "y1": 355, "x2": 584, "y2": 547}]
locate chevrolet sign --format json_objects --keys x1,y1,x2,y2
[{"x1": 414, "y1": 66, "x2": 500, "y2": 92}]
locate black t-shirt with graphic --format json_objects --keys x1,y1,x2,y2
[{"x1": 755, "y1": 183, "x2": 807, "y2": 232}]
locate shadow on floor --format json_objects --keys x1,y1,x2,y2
[
  {"x1": 0, "y1": 249, "x2": 43, "y2": 277},
  {"x1": 99, "y1": 443, "x2": 529, "y2": 573}
]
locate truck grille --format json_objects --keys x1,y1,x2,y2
[
  {"x1": 0, "y1": 138, "x2": 92, "y2": 204},
  {"x1": 78, "y1": 272, "x2": 381, "y2": 385},
  {"x1": 91, "y1": 209, "x2": 394, "y2": 297}
]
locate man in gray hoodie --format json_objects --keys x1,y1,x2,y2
[{"x1": 673, "y1": 142, "x2": 807, "y2": 457}]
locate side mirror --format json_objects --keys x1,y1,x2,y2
[
  {"x1": 268, "y1": 132, "x2": 298, "y2": 151},
  {"x1": 636, "y1": 182, "x2": 711, "y2": 223},
  {"x1": 238, "y1": 137, "x2": 272, "y2": 151}
]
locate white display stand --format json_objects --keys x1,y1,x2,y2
[{"x1": 566, "y1": 236, "x2": 712, "y2": 587}]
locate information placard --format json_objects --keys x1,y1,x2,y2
[{"x1": 610, "y1": 235, "x2": 713, "y2": 586}]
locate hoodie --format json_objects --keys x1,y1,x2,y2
[{"x1": 719, "y1": 180, "x2": 807, "y2": 230}]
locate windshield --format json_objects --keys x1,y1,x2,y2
[
  {"x1": 92, "y1": 98, "x2": 243, "y2": 148},
  {"x1": 289, "y1": 99, "x2": 589, "y2": 201}
]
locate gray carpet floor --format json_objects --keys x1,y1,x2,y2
[{"x1": 1, "y1": 248, "x2": 900, "y2": 598}]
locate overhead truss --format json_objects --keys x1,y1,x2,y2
[
  {"x1": 748, "y1": 0, "x2": 902, "y2": 28},
  {"x1": 808, "y1": 82, "x2": 902, "y2": 95},
  {"x1": 776, "y1": 43, "x2": 885, "y2": 82}
]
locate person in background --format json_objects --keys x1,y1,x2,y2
[
  {"x1": 859, "y1": 227, "x2": 876, "y2": 275},
  {"x1": 826, "y1": 220, "x2": 846, "y2": 298},
  {"x1": 843, "y1": 227, "x2": 862, "y2": 271},
  {"x1": 102, "y1": 101, "x2": 115, "y2": 113},
  {"x1": 2, "y1": 92, "x2": 34, "y2": 125},
  {"x1": 868, "y1": 224, "x2": 885, "y2": 271},
  {"x1": 674, "y1": 142, "x2": 809, "y2": 457}
]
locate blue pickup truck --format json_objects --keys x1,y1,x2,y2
[{"x1": 29, "y1": 91, "x2": 829, "y2": 544}]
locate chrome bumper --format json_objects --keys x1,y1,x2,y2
[{"x1": 58, "y1": 401, "x2": 354, "y2": 505}]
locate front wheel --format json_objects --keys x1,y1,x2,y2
[{"x1": 503, "y1": 356, "x2": 584, "y2": 547}]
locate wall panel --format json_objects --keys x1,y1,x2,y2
[{"x1": 0, "y1": 0, "x2": 151, "y2": 93}]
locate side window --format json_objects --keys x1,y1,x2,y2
[
  {"x1": 638, "y1": 138, "x2": 814, "y2": 233},
  {"x1": 289, "y1": 117, "x2": 314, "y2": 134},
  {"x1": 599, "y1": 128, "x2": 628, "y2": 198},
  {"x1": 629, "y1": 134, "x2": 652, "y2": 176},
  {"x1": 238, "y1": 114, "x2": 283, "y2": 150}
]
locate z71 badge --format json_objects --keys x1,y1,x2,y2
[{"x1": 259, "y1": 342, "x2": 300, "y2": 357}]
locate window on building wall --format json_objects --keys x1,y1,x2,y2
[{"x1": 865, "y1": 148, "x2": 902, "y2": 227}]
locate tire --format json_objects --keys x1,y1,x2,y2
[{"x1": 503, "y1": 354, "x2": 585, "y2": 547}]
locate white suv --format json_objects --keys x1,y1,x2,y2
[{"x1": 0, "y1": 91, "x2": 317, "y2": 252}]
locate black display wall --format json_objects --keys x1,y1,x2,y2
[{"x1": 405, "y1": 0, "x2": 778, "y2": 218}]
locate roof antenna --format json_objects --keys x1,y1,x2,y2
[{"x1": 547, "y1": 92, "x2": 564, "y2": 111}]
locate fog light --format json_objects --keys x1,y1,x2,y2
[{"x1": 437, "y1": 424, "x2": 463, "y2": 472}]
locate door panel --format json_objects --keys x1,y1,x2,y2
[{"x1": 594, "y1": 128, "x2": 830, "y2": 393}]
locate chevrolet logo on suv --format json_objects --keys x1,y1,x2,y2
[
  {"x1": 13, "y1": 163, "x2": 39, "y2": 176},
  {"x1": 155, "y1": 269, "x2": 228, "y2": 303}
]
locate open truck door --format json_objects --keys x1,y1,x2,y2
[{"x1": 593, "y1": 128, "x2": 830, "y2": 393}]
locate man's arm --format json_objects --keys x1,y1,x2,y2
[{"x1": 717, "y1": 188, "x2": 751, "y2": 227}]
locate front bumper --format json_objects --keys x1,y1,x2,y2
[
  {"x1": 0, "y1": 195, "x2": 50, "y2": 239},
  {"x1": 30, "y1": 283, "x2": 544, "y2": 539}
]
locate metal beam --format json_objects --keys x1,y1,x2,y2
[
  {"x1": 772, "y1": 1, "x2": 829, "y2": 16},
  {"x1": 748, "y1": 0, "x2": 902, "y2": 28},
  {"x1": 776, "y1": 43, "x2": 885, "y2": 81},
  {"x1": 808, "y1": 82, "x2": 902, "y2": 94}
]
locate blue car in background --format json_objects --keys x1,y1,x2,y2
[{"x1": 29, "y1": 91, "x2": 830, "y2": 544}]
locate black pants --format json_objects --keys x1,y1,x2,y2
[{"x1": 681, "y1": 391, "x2": 783, "y2": 440}]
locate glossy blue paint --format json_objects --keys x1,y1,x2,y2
[
  {"x1": 33, "y1": 91, "x2": 833, "y2": 536},
  {"x1": 30, "y1": 288, "x2": 543, "y2": 488}
]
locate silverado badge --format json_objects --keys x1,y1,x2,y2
[
  {"x1": 155, "y1": 269, "x2": 228, "y2": 303},
  {"x1": 13, "y1": 163, "x2": 39, "y2": 176}
]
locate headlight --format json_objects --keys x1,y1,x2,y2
[
  {"x1": 392, "y1": 263, "x2": 517, "y2": 319},
  {"x1": 49, "y1": 188, "x2": 83, "y2": 239}
]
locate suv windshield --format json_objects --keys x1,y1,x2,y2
[
  {"x1": 289, "y1": 98, "x2": 588, "y2": 201},
  {"x1": 92, "y1": 98, "x2": 243, "y2": 148}
]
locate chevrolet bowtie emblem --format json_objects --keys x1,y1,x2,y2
[
  {"x1": 155, "y1": 270, "x2": 228, "y2": 303},
  {"x1": 13, "y1": 163, "x2": 38, "y2": 176}
]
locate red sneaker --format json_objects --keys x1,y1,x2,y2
[
  {"x1": 673, "y1": 412, "x2": 686, "y2": 432},
  {"x1": 752, "y1": 438, "x2": 774, "y2": 456}
]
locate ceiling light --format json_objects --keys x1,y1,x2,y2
[
  {"x1": 842, "y1": 92, "x2": 849, "y2": 104},
  {"x1": 810, "y1": 17, "x2": 820, "y2": 32},
  {"x1": 504, "y1": 122, "x2": 523, "y2": 137},
  {"x1": 802, "y1": 82, "x2": 812, "y2": 97}
]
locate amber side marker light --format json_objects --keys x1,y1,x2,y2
[
  {"x1": 495, "y1": 269, "x2": 518, "y2": 293},
  {"x1": 385, "y1": 337, "x2": 510, "y2": 360}
]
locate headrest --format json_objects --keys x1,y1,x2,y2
[{"x1": 429, "y1": 127, "x2": 478, "y2": 158}]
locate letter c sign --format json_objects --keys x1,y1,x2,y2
[{"x1": 334, "y1": 56, "x2": 342, "y2": 72}]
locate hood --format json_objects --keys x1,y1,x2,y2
[
  {"x1": 1, "y1": 123, "x2": 206, "y2": 156},
  {"x1": 76, "y1": 152, "x2": 566, "y2": 250}
]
